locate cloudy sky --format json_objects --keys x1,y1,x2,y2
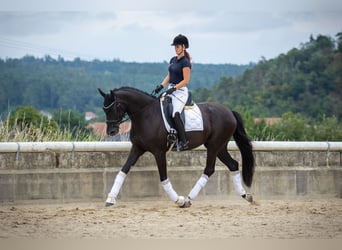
[{"x1": 0, "y1": 0, "x2": 341, "y2": 64}]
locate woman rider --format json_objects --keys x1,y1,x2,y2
[{"x1": 154, "y1": 34, "x2": 191, "y2": 151}]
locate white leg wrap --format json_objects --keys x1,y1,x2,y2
[
  {"x1": 231, "y1": 171, "x2": 246, "y2": 196},
  {"x1": 109, "y1": 171, "x2": 126, "y2": 198},
  {"x1": 188, "y1": 174, "x2": 209, "y2": 200},
  {"x1": 161, "y1": 179, "x2": 179, "y2": 202}
]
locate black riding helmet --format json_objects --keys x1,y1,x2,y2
[{"x1": 171, "y1": 34, "x2": 189, "y2": 48}]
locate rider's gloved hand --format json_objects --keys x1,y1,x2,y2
[
  {"x1": 154, "y1": 84, "x2": 163, "y2": 94},
  {"x1": 165, "y1": 87, "x2": 176, "y2": 95}
]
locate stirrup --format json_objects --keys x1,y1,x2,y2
[
  {"x1": 167, "y1": 129, "x2": 177, "y2": 147},
  {"x1": 178, "y1": 140, "x2": 189, "y2": 151}
]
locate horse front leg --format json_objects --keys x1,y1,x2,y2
[
  {"x1": 154, "y1": 152, "x2": 185, "y2": 207},
  {"x1": 105, "y1": 145, "x2": 145, "y2": 207}
]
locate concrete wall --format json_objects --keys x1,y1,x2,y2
[{"x1": 0, "y1": 142, "x2": 341, "y2": 204}]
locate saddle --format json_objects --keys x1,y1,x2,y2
[
  {"x1": 160, "y1": 92, "x2": 203, "y2": 151},
  {"x1": 162, "y1": 91, "x2": 194, "y2": 128}
]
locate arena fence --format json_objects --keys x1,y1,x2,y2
[{"x1": 0, "y1": 141, "x2": 341, "y2": 204}]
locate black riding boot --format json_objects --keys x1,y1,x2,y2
[{"x1": 173, "y1": 112, "x2": 189, "y2": 151}]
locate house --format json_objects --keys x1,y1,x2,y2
[
  {"x1": 87, "y1": 121, "x2": 131, "y2": 141},
  {"x1": 85, "y1": 112, "x2": 98, "y2": 121},
  {"x1": 86, "y1": 122, "x2": 107, "y2": 137},
  {"x1": 254, "y1": 117, "x2": 281, "y2": 126},
  {"x1": 39, "y1": 111, "x2": 53, "y2": 119}
]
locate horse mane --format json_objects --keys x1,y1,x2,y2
[{"x1": 113, "y1": 86, "x2": 158, "y2": 99}]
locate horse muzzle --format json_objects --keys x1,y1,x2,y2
[{"x1": 107, "y1": 125, "x2": 119, "y2": 136}]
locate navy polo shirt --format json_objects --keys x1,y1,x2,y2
[{"x1": 168, "y1": 56, "x2": 191, "y2": 84}]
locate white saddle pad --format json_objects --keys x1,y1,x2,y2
[{"x1": 160, "y1": 99, "x2": 204, "y2": 133}]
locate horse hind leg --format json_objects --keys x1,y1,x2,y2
[
  {"x1": 217, "y1": 149, "x2": 253, "y2": 203},
  {"x1": 184, "y1": 174, "x2": 209, "y2": 207}
]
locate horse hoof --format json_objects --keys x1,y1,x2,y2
[
  {"x1": 105, "y1": 202, "x2": 114, "y2": 207},
  {"x1": 179, "y1": 198, "x2": 192, "y2": 208},
  {"x1": 242, "y1": 193, "x2": 253, "y2": 203},
  {"x1": 105, "y1": 195, "x2": 116, "y2": 207},
  {"x1": 176, "y1": 196, "x2": 185, "y2": 207},
  {"x1": 182, "y1": 200, "x2": 192, "y2": 208}
]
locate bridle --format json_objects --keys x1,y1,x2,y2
[
  {"x1": 103, "y1": 91, "x2": 155, "y2": 126},
  {"x1": 103, "y1": 100, "x2": 129, "y2": 125}
]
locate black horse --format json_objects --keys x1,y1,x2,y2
[{"x1": 98, "y1": 87, "x2": 255, "y2": 207}]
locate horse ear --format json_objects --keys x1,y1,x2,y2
[
  {"x1": 98, "y1": 88, "x2": 106, "y2": 98},
  {"x1": 110, "y1": 90, "x2": 116, "y2": 100}
]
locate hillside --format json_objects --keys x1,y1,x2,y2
[
  {"x1": 0, "y1": 56, "x2": 251, "y2": 118},
  {"x1": 193, "y1": 33, "x2": 342, "y2": 119},
  {"x1": 1, "y1": 33, "x2": 341, "y2": 121}
]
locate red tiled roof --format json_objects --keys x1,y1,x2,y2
[
  {"x1": 86, "y1": 121, "x2": 131, "y2": 137},
  {"x1": 86, "y1": 122, "x2": 106, "y2": 137},
  {"x1": 254, "y1": 117, "x2": 281, "y2": 126}
]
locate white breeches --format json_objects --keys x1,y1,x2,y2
[{"x1": 169, "y1": 86, "x2": 189, "y2": 117}]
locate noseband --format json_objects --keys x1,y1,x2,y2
[
  {"x1": 103, "y1": 91, "x2": 152, "y2": 125},
  {"x1": 103, "y1": 100, "x2": 128, "y2": 125}
]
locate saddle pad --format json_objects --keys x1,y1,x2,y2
[{"x1": 160, "y1": 99, "x2": 204, "y2": 132}]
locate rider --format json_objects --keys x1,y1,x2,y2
[{"x1": 154, "y1": 34, "x2": 191, "y2": 151}]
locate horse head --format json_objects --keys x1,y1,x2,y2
[{"x1": 98, "y1": 88, "x2": 126, "y2": 136}]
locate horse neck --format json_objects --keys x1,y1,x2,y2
[{"x1": 117, "y1": 89, "x2": 156, "y2": 116}]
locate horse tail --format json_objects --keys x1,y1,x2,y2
[{"x1": 232, "y1": 110, "x2": 255, "y2": 187}]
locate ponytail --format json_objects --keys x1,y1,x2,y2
[{"x1": 184, "y1": 50, "x2": 192, "y2": 68}]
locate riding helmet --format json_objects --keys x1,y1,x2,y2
[{"x1": 171, "y1": 34, "x2": 189, "y2": 48}]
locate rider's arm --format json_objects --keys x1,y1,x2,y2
[
  {"x1": 175, "y1": 67, "x2": 191, "y2": 89},
  {"x1": 160, "y1": 73, "x2": 170, "y2": 87}
]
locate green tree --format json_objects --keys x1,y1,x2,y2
[
  {"x1": 5, "y1": 106, "x2": 59, "y2": 141},
  {"x1": 195, "y1": 33, "x2": 342, "y2": 120},
  {"x1": 52, "y1": 109, "x2": 87, "y2": 134},
  {"x1": 336, "y1": 32, "x2": 342, "y2": 52},
  {"x1": 312, "y1": 115, "x2": 342, "y2": 141},
  {"x1": 268, "y1": 112, "x2": 309, "y2": 141},
  {"x1": 8, "y1": 106, "x2": 58, "y2": 130}
]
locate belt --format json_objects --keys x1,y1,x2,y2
[{"x1": 169, "y1": 83, "x2": 186, "y2": 91}]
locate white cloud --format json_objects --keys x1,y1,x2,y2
[
  {"x1": 0, "y1": 12, "x2": 92, "y2": 36},
  {"x1": 1, "y1": 0, "x2": 342, "y2": 12},
  {"x1": 0, "y1": 3, "x2": 341, "y2": 64}
]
